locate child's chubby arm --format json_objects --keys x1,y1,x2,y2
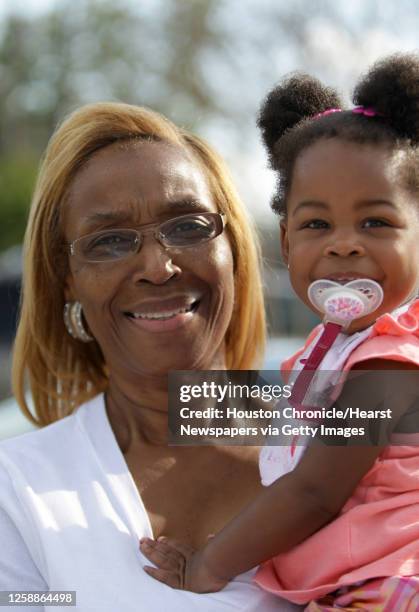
[
  {"x1": 140, "y1": 444, "x2": 382, "y2": 592},
  {"x1": 140, "y1": 359, "x2": 417, "y2": 593}
]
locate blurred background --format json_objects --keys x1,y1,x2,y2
[{"x1": 0, "y1": 0, "x2": 418, "y2": 436}]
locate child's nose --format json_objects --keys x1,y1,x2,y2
[{"x1": 323, "y1": 239, "x2": 366, "y2": 257}]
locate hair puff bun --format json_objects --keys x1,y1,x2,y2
[
  {"x1": 353, "y1": 53, "x2": 419, "y2": 144},
  {"x1": 257, "y1": 74, "x2": 342, "y2": 157}
]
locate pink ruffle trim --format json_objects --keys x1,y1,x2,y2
[{"x1": 372, "y1": 300, "x2": 419, "y2": 338}]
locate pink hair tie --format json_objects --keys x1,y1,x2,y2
[
  {"x1": 352, "y1": 105, "x2": 383, "y2": 117},
  {"x1": 312, "y1": 106, "x2": 383, "y2": 121},
  {"x1": 312, "y1": 108, "x2": 342, "y2": 120}
]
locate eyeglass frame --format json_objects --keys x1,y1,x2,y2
[{"x1": 66, "y1": 211, "x2": 227, "y2": 263}]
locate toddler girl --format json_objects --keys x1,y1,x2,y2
[{"x1": 140, "y1": 53, "x2": 419, "y2": 610}]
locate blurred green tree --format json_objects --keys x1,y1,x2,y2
[
  {"x1": 0, "y1": 0, "x2": 225, "y2": 250},
  {"x1": 0, "y1": 155, "x2": 37, "y2": 251}
]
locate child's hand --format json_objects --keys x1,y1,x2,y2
[{"x1": 139, "y1": 536, "x2": 228, "y2": 593}]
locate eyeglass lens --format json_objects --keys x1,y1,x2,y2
[{"x1": 76, "y1": 213, "x2": 222, "y2": 262}]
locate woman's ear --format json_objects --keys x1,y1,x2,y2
[{"x1": 280, "y1": 220, "x2": 289, "y2": 267}]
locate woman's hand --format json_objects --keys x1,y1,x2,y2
[{"x1": 139, "y1": 536, "x2": 229, "y2": 593}]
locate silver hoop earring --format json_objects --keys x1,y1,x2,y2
[{"x1": 64, "y1": 301, "x2": 93, "y2": 342}]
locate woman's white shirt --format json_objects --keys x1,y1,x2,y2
[{"x1": 0, "y1": 394, "x2": 301, "y2": 611}]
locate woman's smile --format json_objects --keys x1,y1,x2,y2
[{"x1": 123, "y1": 293, "x2": 202, "y2": 332}]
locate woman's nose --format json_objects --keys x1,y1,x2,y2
[
  {"x1": 323, "y1": 239, "x2": 366, "y2": 257},
  {"x1": 130, "y1": 237, "x2": 182, "y2": 284}
]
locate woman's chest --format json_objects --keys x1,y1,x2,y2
[{"x1": 127, "y1": 449, "x2": 261, "y2": 548}]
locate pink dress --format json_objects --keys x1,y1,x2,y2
[{"x1": 255, "y1": 300, "x2": 419, "y2": 607}]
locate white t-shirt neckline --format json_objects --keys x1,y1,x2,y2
[{"x1": 76, "y1": 392, "x2": 155, "y2": 541}]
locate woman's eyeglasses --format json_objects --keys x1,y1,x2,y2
[{"x1": 68, "y1": 212, "x2": 227, "y2": 263}]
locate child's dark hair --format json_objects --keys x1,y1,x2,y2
[{"x1": 257, "y1": 53, "x2": 419, "y2": 217}]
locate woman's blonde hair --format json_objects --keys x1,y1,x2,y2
[{"x1": 12, "y1": 102, "x2": 266, "y2": 426}]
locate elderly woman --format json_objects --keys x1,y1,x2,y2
[{"x1": 0, "y1": 103, "x2": 300, "y2": 611}]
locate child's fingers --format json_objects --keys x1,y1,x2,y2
[
  {"x1": 140, "y1": 537, "x2": 184, "y2": 561},
  {"x1": 139, "y1": 538, "x2": 184, "y2": 571},
  {"x1": 151, "y1": 538, "x2": 185, "y2": 557},
  {"x1": 143, "y1": 565, "x2": 182, "y2": 589},
  {"x1": 154, "y1": 536, "x2": 195, "y2": 558}
]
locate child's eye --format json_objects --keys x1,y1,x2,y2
[
  {"x1": 363, "y1": 218, "x2": 391, "y2": 228},
  {"x1": 301, "y1": 219, "x2": 329, "y2": 229}
]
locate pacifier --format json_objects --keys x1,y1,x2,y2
[
  {"x1": 308, "y1": 279, "x2": 383, "y2": 328},
  {"x1": 288, "y1": 278, "x2": 384, "y2": 428}
]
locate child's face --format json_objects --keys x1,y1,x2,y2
[{"x1": 281, "y1": 138, "x2": 419, "y2": 332}]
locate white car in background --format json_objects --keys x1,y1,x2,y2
[{"x1": 0, "y1": 337, "x2": 304, "y2": 441}]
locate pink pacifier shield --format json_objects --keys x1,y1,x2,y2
[{"x1": 308, "y1": 279, "x2": 383, "y2": 324}]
